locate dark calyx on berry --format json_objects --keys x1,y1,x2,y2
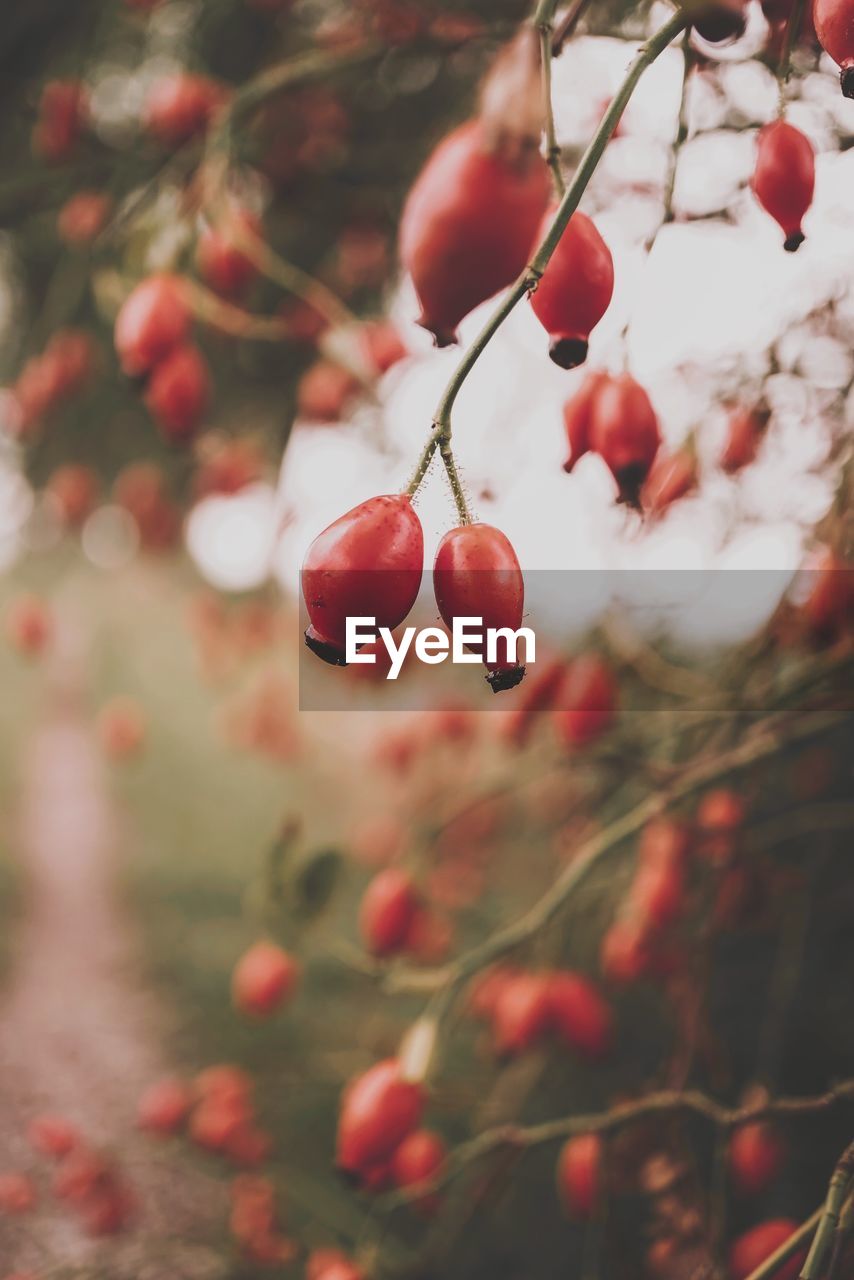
[
  {"x1": 304, "y1": 626, "x2": 348, "y2": 666},
  {"x1": 615, "y1": 464, "x2": 648, "y2": 510},
  {"x1": 841, "y1": 66, "x2": 854, "y2": 99},
  {"x1": 549, "y1": 336, "x2": 589, "y2": 370},
  {"x1": 784, "y1": 231, "x2": 805, "y2": 252},
  {"x1": 487, "y1": 663, "x2": 526, "y2": 693}
]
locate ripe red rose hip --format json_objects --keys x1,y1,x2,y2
[
  {"x1": 145, "y1": 343, "x2": 211, "y2": 440},
  {"x1": 302, "y1": 495, "x2": 424, "y2": 665},
  {"x1": 721, "y1": 405, "x2": 769, "y2": 473},
  {"x1": 336, "y1": 1059, "x2": 424, "y2": 1175},
  {"x1": 399, "y1": 119, "x2": 549, "y2": 346},
  {"x1": 553, "y1": 653, "x2": 617, "y2": 748},
  {"x1": 434, "y1": 522, "x2": 527, "y2": 692},
  {"x1": 530, "y1": 211, "x2": 614, "y2": 369},
  {"x1": 390, "y1": 1128, "x2": 447, "y2": 1210},
  {"x1": 232, "y1": 941, "x2": 299, "y2": 1017},
  {"x1": 588, "y1": 373, "x2": 661, "y2": 506},
  {"x1": 546, "y1": 971, "x2": 613, "y2": 1059},
  {"x1": 752, "y1": 121, "x2": 815, "y2": 252},
  {"x1": 562, "y1": 371, "x2": 608, "y2": 473},
  {"x1": 144, "y1": 74, "x2": 226, "y2": 146},
  {"x1": 197, "y1": 208, "x2": 262, "y2": 298},
  {"x1": 813, "y1": 0, "x2": 854, "y2": 96},
  {"x1": 491, "y1": 972, "x2": 552, "y2": 1056},
  {"x1": 728, "y1": 1122, "x2": 787, "y2": 1196},
  {"x1": 114, "y1": 274, "x2": 190, "y2": 377},
  {"x1": 137, "y1": 1077, "x2": 193, "y2": 1135},
  {"x1": 556, "y1": 1134, "x2": 601, "y2": 1219},
  {"x1": 359, "y1": 868, "x2": 419, "y2": 957},
  {"x1": 728, "y1": 1219, "x2": 805, "y2": 1280},
  {"x1": 642, "y1": 446, "x2": 698, "y2": 517}
]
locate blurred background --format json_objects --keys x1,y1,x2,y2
[{"x1": 0, "y1": 0, "x2": 852, "y2": 1278}]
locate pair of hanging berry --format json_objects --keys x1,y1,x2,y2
[{"x1": 301, "y1": 496, "x2": 527, "y2": 692}]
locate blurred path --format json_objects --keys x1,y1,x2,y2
[{"x1": 0, "y1": 644, "x2": 228, "y2": 1277}]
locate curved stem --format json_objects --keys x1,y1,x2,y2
[
  {"x1": 742, "y1": 1210, "x2": 824, "y2": 1280},
  {"x1": 799, "y1": 1142, "x2": 854, "y2": 1280},
  {"x1": 430, "y1": 8, "x2": 687, "y2": 434},
  {"x1": 538, "y1": 20, "x2": 565, "y2": 197}
]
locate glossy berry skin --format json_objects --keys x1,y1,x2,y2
[
  {"x1": 556, "y1": 1134, "x2": 601, "y2": 1219},
  {"x1": 491, "y1": 972, "x2": 552, "y2": 1056},
  {"x1": 562, "y1": 372, "x2": 608, "y2": 472},
  {"x1": 752, "y1": 121, "x2": 815, "y2": 252},
  {"x1": 302, "y1": 495, "x2": 424, "y2": 664},
  {"x1": 553, "y1": 654, "x2": 617, "y2": 748},
  {"x1": 58, "y1": 191, "x2": 112, "y2": 245},
  {"x1": 642, "y1": 447, "x2": 698, "y2": 517},
  {"x1": 114, "y1": 275, "x2": 190, "y2": 377},
  {"x1": 434, "y1": 523, "x2": 526, "y2": 692},
  {"x1": 600, "y1": 918, "x2": 649, "y2": 985},
  {"x1": 336, "y1": 1059, "x2": 424, "y2": 1175},
  {"x1": 801, "y1": 548, "x2": 852, "y2": 638},
  {"x1": 232, "y1": 941, "x2": 299, "y2": 1017},
  {"x1": 359, "y1": 868, "x2": 419, "y2": 957},
  {"x1": 728, "y1": 1123, "x2": 787, "y2": 1196},
  {"x1": 588, "y1": 373, "x2": 661, "y2": 506},
  {"x1": 145, "y1": 343, "x2": 211, "y2": 440},
  {"x1": 399, "y1": 119, "x2": 549, "y2": 346},
  {"x1": 530, "y1": 212, "x2": 614, "y2": 369},
  {"x1": 729, "y1": 1219, "x2": 805, "y2": 1280},
  {"x1": 197, "y1": 208, "x2": 262, "y2": 298},
  {"x1": 813, "y1": 0, "x2": 854, "y2": 96},
  {"x1": 34, "y1": 80, "x2": 88, "y2": 162},
  {"x1": 546, "y1": 971, "x2": 613, "y2": 1059}
]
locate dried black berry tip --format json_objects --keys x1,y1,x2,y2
[
  {"x1": 841, "y1": 66, "x2": 854, "y2": 100},
  {"x1": 304, "y1": 627, "x2": 348, "y2": 666},
  {"x1": 418, "y1": 317, "x2": 459, "y2": 349},
  {"x1": 549, "y1": 336, "x2": 588, "y2": 371},
  {"x1": 784, "y1": 231, "x2": 805, "y2": 253},
  {"x1": 486, "y1": 664, "x2": 526, "y2": 693},
  {"x1": 615, "y1": 464, "x2": 647, "y2": 511}
]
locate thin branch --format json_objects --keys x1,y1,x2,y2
[
  {"x1": 385, "y1": 706, "x2": 848, "y2": 1002},
  {"x1": 538, "y1": 20, "x2": 565, "y2": 197},
  {"x1": 428, "y1": 10, "x2": 687, "y2": 441},
  {"x1": 777, "y1": 0, "x2": 807, "y2": 106},
  {"x1": 381, "y1": 1081, "x2": 854, "y2": 1208},
  {"x1": 180, "y1": 278, "x2": 290, "y2": 341},
  {"x1": 743, "y1": 1209, "x2": 824, "y2": 1280},
  {"x1": 551, "y1": 0, "x2": 595, "y2": 55},
  {"x1": 799, "y1": 1141, "x2": 854, "y2": 1280}
]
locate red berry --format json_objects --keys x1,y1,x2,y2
[
  {"x1": 28, "y1": 1114, "x2": 79, "y2": 1159},
  {"x1": 6, "y1": 594, "x2": 52, "y2": 657},
  {"x1": 642, "y1": 447, "x2": 698, "y2": 516},
  {"x1": 556, "y1": 1134, "x2": 601, "y2": 1219},
  {"x1": 502, "y1": 656, "x2": 568, "y2": 747},
  {"x1": 529, "y1": 211, "x2": 614, "y2": 369},
  {"x1": 145, "y1": 342, "x2": 211, "y2": 440},
  {"x1": 600, "y1": 918, "x2": 649, "y2": 985},
  {"x1": 813, "y1": 0, "x2": 854, "y2": 95},
  {"x1": 399, "y1": 119, "x2": 549, "y2": 346},
  {"x1": 800, "y1": 548, "x2": 852, "y2": 639},
  {"x1": 307, "y1": 1250, "x2": 360, "y2": 1280},
  {"x1": 359, "y1": 868, "x2": 420, "y2": 957},
  {"x1": 195, "y1": 1064, "x2": 254, "y2": 1107},
  {"x1": 232, "y1": 941, "x2": 299, "y2": 1017},
  {"x1": 546, "y1": 971, "x2": 613, "y2": 1059},
  {"x1": 491, "y1": 972, "x2": 552, "y2": 1056},
  {"x1": 114, "y1": 274, "x2": 190, "y2": 377},
  {"x1": 728, "y1": 1123, "x2": 787, "y2": 1196},
  {"x1": 58, "y1": 190, "x2": 112, "y2": 244},
  {"x1": 197, "y1": 208, "x2": 262, "y2": 298},
  {"x1": 137, "y1": 1077, "x2": 193, "y2": 1135},
  {"x1": 630, "y1": 858, "x2": 685, "y2": 931},
  {"x1": 390, "y1": 1128, "x2": 447, "y2": 1211},
  {"x1": 34, "y1": 80, "x2": 88, "y2": 162},
  {"x1": 697, "y1": 788, "x2": 745, "y2": 842},
  {"x1": 468, "y1": 966, "x2": 520, "y2": 1020},
  {"x1": 0, "y1": 1173, "x2": 37, "y2": 1214},
  {"x1": 336, "y1": 1059, "x2": 424, "y2": 1175},
  {"x1": 434, "y1": 522, "x2": 527, "y2": 693},
  {"x1": 639, "y1": 818, "x2": 692, "y2": 869},
  {"x1": 144, "y1": 74, "x2": 227, "y2": 146},
  {"x1": 302, "y1": 494, "x2": 424, "y2": 665},
  {"x1": 752, "y1": 121, "x2": 815, "y2": 252},
  {"x1": 588, "y1": 373, "x2": 661, "y2": 507},
  {"x1": 721, "y1": 406, "x2": 769, "y2": 473},
  {"x1": 562, "y1": 371, "x2": 608, "y2": 473},
  {"x1": 729, "y1": 1219, "x2": 805, "y2": 1280},
  {"x1": 296, "y1": 360, "x2": 361, "y2": 423},
  {"x1": 359, "y1": 320, "x2": 409, "y2": 375},
  {"x1": 553, "y1": 654, "x2": 617, "y2": 748}
]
